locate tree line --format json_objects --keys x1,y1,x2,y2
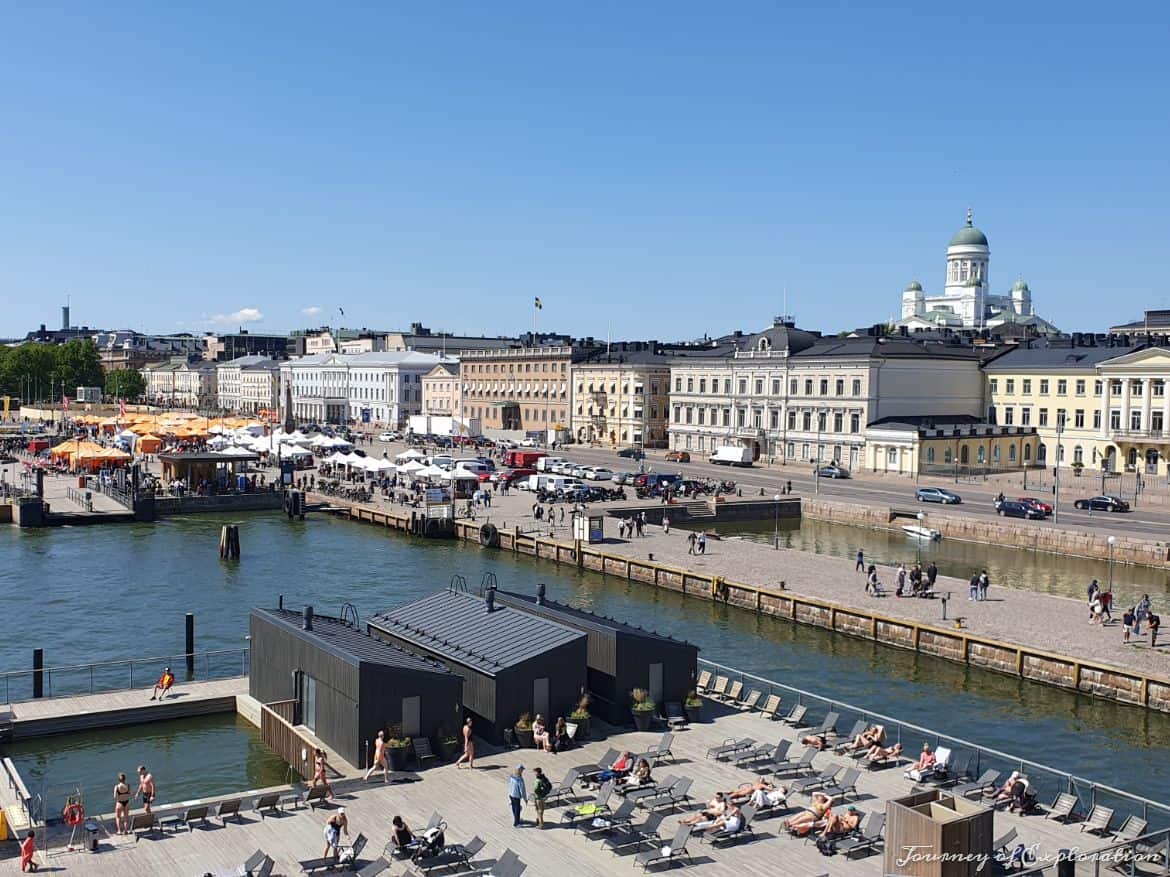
[{"x1": 0, "y1": 340, "x2": 142, "y2": 402}]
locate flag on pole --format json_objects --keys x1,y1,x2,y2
[{"x1": 534, "y1": 297, "x2": 543, "y2": 310}]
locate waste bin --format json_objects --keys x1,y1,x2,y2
[
  {"x1": 84, "y1": 818, "x2": 100, "y2": 852},
  {"x1": 78, "y1": 475, "x2": 86, "y2": 488}
]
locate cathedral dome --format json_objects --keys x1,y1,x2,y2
[
  {"x1": 949, "y1": 209, "x2": 988, "y2": 247},
  {"x1": 1012, "y1": 278, "x2": 1030, "y2": 292},
  {"x1": 904, "y1": 279, "x2": 923, "y2": 292}
]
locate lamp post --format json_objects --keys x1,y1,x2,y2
[
  {"x1": 916, "y1": 511, "x2": 925, "y2": 566},
  {"x1": 1107, "y1": 534, "x2": 1116, "y2": 593},
  {"x1": 774, "y1": 493, "x2": 782, "y2": 549},
  {"x1": 1053, "y1": 417, "x2": 1064, "y2": 524},
  {"x1": 815, "y1": 412, "x2": 823, "y2": 495}
]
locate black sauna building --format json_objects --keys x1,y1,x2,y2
[
  {"x1": 367, "y1": 590, "x2": 587, "y2": 744},
  {"x1": 494, "y1": 586, "x2": 699, "y2": 724},
  {"x1": 249, "y1": 606, "x2": 463, "y2": 768}
]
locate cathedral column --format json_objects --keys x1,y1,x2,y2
[
  {"x1": 1141, "y1": 378, "x2": 1153, "y2": 434},
  {"x1": 1120, "y1": 379, "x2": 1131, "y2": 434},
  {"x1": 1099, "y1": 378, "x2": 1110, "y2": 438}
]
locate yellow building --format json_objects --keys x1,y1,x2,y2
[
  {"x1": 570, "y1": 344, "x2": 671, "y2": 448},
  {"x1": 984, "y1": 338, "x2": 1170, "y2": 476}
]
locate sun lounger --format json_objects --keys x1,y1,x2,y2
[
  {"x1": 305, "y1": 785, "x2": 330, "y2": 809},
  {"x1": 1112, "y1": 815, "x2": 1148, "y2": 843},
  {"x1": 485, "y1": 849, "x2": 525, "y2": 877},
  {"x1": 542, "y1": 767, "x2": 581, "y2": 806},
  {"x1": 1046, "y1": 792, "x2": 1079, "y2": 823},
  {"x1": 254, "y1": 793, "x2": 282, "y2": 819},
  {"x1": 581, "y1": 799, "x2": 637, "y2": 838},
  {"x1": 734, "y1": 738, "x2": 790, "y2": 767},
  {"x1": 780, "y1": 703, "x2": 808, "y2": 726},
  {"x1": 634, "y1": 823, "x2": 692, "y2": 870},
  {"x1": 735, "y1": 689, "x2": 762, "y2": 711},
  {"x1": 810, "y1": 711, "x2": 840, "y2": 739},
  {"x1": 131, "y1": 811, "x2": 159, "y2": 841},
  {"x1": 664, "y1": 702, "x2": 688, "y2": 729},
  {"x1": 822, "y1": 767, "x2": 861, "y2": 800},
  {"x1": 769, "y1": 746, "x2": 818, "y2": 777},
  {"x1": 559, "y1": 781, "x2": 614, "y2": 827},
  {"x1": 300, "y1": 833, "x2": 368, "y2": 873},
  {"x1": 241, "y1": 850, "x2": 275, "y2": 877},
  {"x1": 708, "y1": 675, "x2": 730, "y2": 700},
  {"x1": 705, "y1": 737, "x2": 756, "y2": 761},
  {"x1": 993, "y1": 827, "x2": 1018, "y2": 860},
  {"x1": 355, "y1": 858, "x2": 390, "y2": 877},
  {"x1": 637, "y1": 776, "x2": 692, "y2": 812},
  {"x1": 836, "y1": 812, "x2": 886, "y2": 859},
  {"x1": 706, "y1": 803, "x2": 757, "y2": 846},
  {"x1": 413, "y1": 835, "x2": 485, "y2": 873},
  {"x1": 411, "y1": 737, "x2": 440, "y2": 769},
  {"x1": 639, "y1": 732, "x2": 675, "y2": 764},
  {"x1": 218, "y1": 798, "x2": 243, "y2": 824},
  {"x1": 905, "y1": 745, "x2": 952, "y2": 782},
  {"x1": 602, "y1": 812, "x2": 667, "y2": 853},
  {"x1": 831, "y1": 720, "x2": 868, "y2": 752},
  {"x1": 621, "y1": 775, "x2": 678, "y2": 803},
  {"x1": 954, "y1": 769, "x2": 1000, "y2": 799},
  {"x1": 1080, "y1": 805, "x2": 1115, "y2": 836},
  {"x1": 790, "y1": 766, "x2": 841, "y2": 796},
  {"x1": 576, "y1": 748, "x2": 620, "y2": 786},
  {"x1": 695, "y1": 670, "x2": 712, "y2": 694},
  {"x1": 759, "y1": 694, "x2": 782, "y2": 720},
  {"x1": 158, "y1": 805, "x2": 209, "y2": 832}
]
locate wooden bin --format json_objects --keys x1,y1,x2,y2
[{"x1": 885, "y1": 789, "x2": 994, "y2": 877}]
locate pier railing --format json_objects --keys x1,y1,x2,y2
[
  {"x1": 0, "y1": 648, "x2": 250, "y2": 704},
  {"x1": 698, "y1": 657, "x2": 1170, "y2": 831}
]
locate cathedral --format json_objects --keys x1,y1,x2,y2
[{"x1": 896, "y1": 210, "x2": 1059, "y2": 335}]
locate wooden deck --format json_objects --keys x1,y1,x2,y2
[
  {"x1": 6, "y1": 677, "x2": 245, "y2": 739},
  {"x1": 20, "y1": 701, "x2": 1141, "y2": 876}
]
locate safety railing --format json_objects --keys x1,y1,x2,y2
[
  {"x1": 65, "y1": 486, "x2": 93, "y2": 511},
  {"x1": 2, "y1": 757, "x2": 34, "y2": 827},
  {"x1": 697, "y1": 657, "x2": 1170, "y2": 831},
  {"x1": 1010, "y1": 827, "x2": 1170, "y2": 877},
  {"x1": 0, "y1": 648, "x2": 250, "y2": 704}
]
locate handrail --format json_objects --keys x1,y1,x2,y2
[
  {"x1": 1010, "y1": 827, "x2": 1170, "y2": 877},
  {"x1": 697, "y1": 657, "x2": 1170, "y2": 825},
  {"x1": 2, "y1": 756, "x2": 33, "y2": 826}
]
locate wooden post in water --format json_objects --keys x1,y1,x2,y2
[
  {"x1": 32, "y1": 648, "x2": 43, "y2": 699},
  {"x1": 185, "y1": 613, "x2": 195, "y2": 676},
  {"x1": 219, "y1": 525, "x2": 241, "y2": 560}
]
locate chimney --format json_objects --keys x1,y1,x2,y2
[
  {"x1": 485, "y1": 588, "x2": 496, "y2": 613},
  {"x1": 536, "y1": 583, "x2": 546, "y2": 606},
  {"x1": 62, "y1": 305, "x2": 70, "y2": 331},
  {"x1": 303, "y1": 605, "x2": 313, "y2": 631}
]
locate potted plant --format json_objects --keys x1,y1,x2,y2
[
  {"x1": 631, "y1": 687, "x2": 655, "y2": 732},
  {"x1": 569, "y1": 694, "x2": 591, "y2": 741},
  {"x1": 385, "y1": 724, "x2": 411, "y2": 771},
  {"x1": 683, "y1": 690, "x2": 703, "y2": 724},
  {"x1": 513, "y1": 712, "x2": 534, "y2": 749},
  {"x1": 1072, "y1": 460, "x2": 1084, "y2": 477},
  {"x1": 436, "y1": 725, "x2": 460, "y2": 762}
]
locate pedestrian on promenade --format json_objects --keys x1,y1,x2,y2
[
  {"x1": 312, "y1": 748, "x2": 333, "y2": 797},
  {"x1": 1100, "y1": 589, "x2": 1113, "y2": 622},
  {"x1": 1151, "y1": 612, "x2": 1161, "y2": 648},
  {"x1": 636, "y1": 514, "x2": 644, "y2": 537},
  {"x1": 1087, "y1": 580, "x2": 1100, "y2": 619},
  {"x1": 786, "y1": 480, "x2": 792, "y2": 494},
  {"x1": 896, "y1": 564, "x2": 907, "y2": 597},
  {"x1": 508, "y1": 765, "x2": 527, "y2": 827},
  {"x1": 1123, "y1": 607, "x2": 1135, "y2": 643},
  {"x1": 113, "y1": 773, "x2": 132, "y2": 835},
  {"x1": 455, "y1": 717, "x2": 476, "y2": 769},
  {"x1": 365, "y1": 730, "x2": 389, "y2": 782},
  {"x1": 135, "y1": 765, "x2": 155, "y2": 815},
  {"x1": 698, "y1": 531, "x2": 707, "y2": 555},
  {"x1": 926, "y1": 561, "x2": 938, "y2": 590},
  {"x1": 687, "y1": 532, "x2": 697, "y2": 554},
  {"x1": 978, "y1": 570, "x2": 990, "y2": 601},
  {"x1": 321, "y1": 808, "x2": 349, "y2": 865},
  {"x1": 662, "y1": 514, "x2": 670, "y2": 534},
  {"x1": 19, "y1": 830, "x2": 37, "y2": 873},
  {"x1": 1135, "y1": 595, "x2": 1151, "y2": 635},
  {"x1": 855, "y1": 550, "x2": 864, "y2": 572},
  {"x1": 559, "y1": 506, "x2": 564, "y2": 524},
  {"x1": 968, "y1": 573, "x2": 980, "y2": 601},
  {"x1": 532, "y1": 766, "x2": 551, "y2": 829}
]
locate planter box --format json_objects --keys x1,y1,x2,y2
[
  {"x1": 514, "y1": 727, "x2": 535, "y2": 749},
  {"x1": 387, "y1": 745, "x2": 410, "y2": 771},
  {"x1": 632, "y1": 709, "x2": 654, "y2": 732}
]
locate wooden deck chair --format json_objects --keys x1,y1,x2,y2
[
  {"x1": 759, "y1": 694, "x2": 782, "y2": 720},
  {"x1": 695, "y1": 670, "x2": 712, "y2": 693},
  {"x1": 1080, "y1": 805, "x2": 1114, "y2": 836},
  {"x1": 736, "y1": 689, "x2": 762, "y2": 711}
]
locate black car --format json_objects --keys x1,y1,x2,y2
[
  {"x1": 616, "y1": 447, "x2": 645, "y2": 460},
  {"x1": 816, "y1": 465, "x2": 850, "y2": 479},
  {"x1": 996, "y1": 500, "x2": 1045, "y2": 520},
  {"x1": 1073, "y1": 495, "x2": 1130, "y2": 512}
]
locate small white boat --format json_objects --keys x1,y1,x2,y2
[{"x1": 902, "y1": 524, "x2": 941, "y2": 541}]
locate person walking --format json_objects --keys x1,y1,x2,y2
[
  {"x1": 1123, "y1": 607, "x2": 1135, "y2": 643},
  {"x1": 19, "y1": 830, "x2": 37, "y2": 873},
  {"x1": 978, "y1": 570, "x2": 990, "y2": 601},
  {"x1": 1100, "y1": 589, "x2": 1113, "y2": 622},
  {"x1": 364, "y1": 730, "x2": 389, "y2": 782},
  {"x1": 312, "y1": 748, "x2": 333, "y2": 798},
  {"x1": 968, "y1": 573, "x2": 980, "y2": 601},
  {"x1": 1087, "y1": 580, "x2": 1100, "y2": 619},
  {"x1": 662, "y1": 514, "x2": 670, "y2": 535},
  {"x1": 113, "y1": 773, "x2": 132, "y2": 835},
  {"x1": 926, "y1": 561, "x2": 938, "y2": 590},
  {"x1": 687, "y1": 531, "x2": 697, "y2": 554},
  {"x1": 1135, "y1": 595, "x2": 1151, "y2": 636},
  {"x1": 698, "y1": 531, "x2": 707, "y2": 555},
  {"x1": 136, "y1": 765, "x2": 155, "y2": 815},
  {"x1": 455, "y1": 717, "x2": 475, "y2": 769},
  {"x1": 532, "y1": 766, "x2": 551, "y2": 829},
  {"x1": 855, "y1": 550, "x2": 865, "y2": 572},
  {"x1": 508, "y1": 765, "x2": 527, "y2": 827},
  {"x1": 1150, "y1": 612, "x2": 1161, "y2": 648},
  {"x1": 896, "y1": 564, "x2": 907, "y2": 597}
]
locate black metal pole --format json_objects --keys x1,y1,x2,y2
[
  {"x1": 33, "y1": 648, "x2": 44, "y2": 699},
  {"x1": 185, "y1": 613, "x2": 195, "y2": 676}
]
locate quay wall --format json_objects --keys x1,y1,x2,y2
[
  {"x1": 309, "y1": 492, "x2": 1170, "y2": 717},
  {"x1": 802, "y1": 497, "x2": 1170, "y2": 567},
  {"x1": 151, "y1": 492, "x2": 285, "y2": 517}
]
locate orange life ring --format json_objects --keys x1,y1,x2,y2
[{"x1": 63, "y1": 802, "x2": 85, "y2": 826}]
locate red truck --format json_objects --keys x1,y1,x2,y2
[{"x1": 503, "y1": 449, "x2": 547, "y2": 468}]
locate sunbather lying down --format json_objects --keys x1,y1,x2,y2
[
  {"x1": 784, "y1": 792, "x2": 833, "y2": 835},
  {"x1": 801, "y1": 733, "x2": 829, "y2": 750},
  {"x1": 700, "y1": 802, "x2": 744, "y2": 835},
  {"x1": 725, "y1": 777, "x2": 787, "y2": 807},
  {"x1": 681, "y1": 793, "x2": 726, "y2": 826},
  {"x1": 818, "y1": 806, "x2": 861, "y2": 840},
  {"x1": 847, "y1": 724, "x2": 885, "y2": 751},
  {"x1": 865, "y1": 742, "x2": 903, "y2": 761}
]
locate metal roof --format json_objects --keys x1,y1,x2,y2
[
  {"x1": 367, "y1": 591, "x2": 585, "y2": 676},
  {"x1": 493, "y1": 589, "x2": 696, "y2": 649},
  {"x1": 254, "y1": 607, "x2": 456, "y2": 677},
  {"x1": 981, "y1": 343, "x2": 1134, "y2": 372}
]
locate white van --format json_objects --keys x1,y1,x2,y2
[
  {"x1": 536, "y1": 456, "x2": 566, "y2": 472},
  {"x1": 453, "y1": 460, "x2": 489, "y2": 477},
  {"x1": 543, "y1": 476, "x2": 581, "y2": 493}
]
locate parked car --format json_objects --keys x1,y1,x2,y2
[
  {"x1": 816, "y1": 464, "x2": 850, "y2": 479},
  {"x1": 519, "y1": 437, "x2": 540, "y2": 447},
  {"x1": 997, "y1": 500, "x2": 1045, "y2": 520},
  {"x1": 585, "y1": 467, "x2": 613, "y2": 481},
  {"x1": 665, "y1": 450, "x2": 691, "y2": 463},
  {"x1": 916, "y1": 487, "x2": 962, "y2": 504},
  {"x1": 1073, "y1": 495, "x2": 1130, "y2": 512},
  {"x1": 1018, "y1": 496, "x2": 1053, "y2": 515},
  {"x1": 570, "y1": 465, "x2": 591, "y2": 478},
  {"x1": 616, "y1": 447, "x2": 645, "y2": 460},
  {"x1": 376, "y1": 431, "x2": 397, "y2": 442},
  {"x1": 613, "y1": 472, "x2": 636, "y2": 485}
]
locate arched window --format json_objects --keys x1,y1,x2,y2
[
  {"x1": 977, "y1": 445, "x2": 986, "y2": 464},
  {"x1": 888, "y1": 448, "x2": 897, "y2": 465},
  {"x1": 1008, "y1": 444, "x2": 1017, "y2": 462},
  {"x1": 960, "y1": 445, "x2": 969, "y2": 464},
  {"x1": 927, "y1": 447, "x2": 936, "y2": 464},
  {"x1": 1128, "y1": 448, "x2": 1139, "y2": 467},
  {"x1": 1023, "y1": 443, "x2": 1032, "y2": 462},
  {"x1": 1074, "y1": 445, "x2": 1084, "y2": 464},
  {"x1": 992, "y1": 445, "x2": 1001, "y2": 463},
  {"x1": 1037, "y1": 443, "x2": 1047, "y2": 463}
]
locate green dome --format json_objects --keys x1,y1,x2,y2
[
  {"x1": 1012, "y1": 278, "x2": 1029, "y2": 292},
  {"x1": 949, "y1": 208, "x2": 988, "y2": 247},
  {"x1": 904, "y1": 279, "x2": 923, "y2": 292}
]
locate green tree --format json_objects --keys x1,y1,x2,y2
[
  {"x1": 105, "y1": 368, "x2": 145, "y2": 400},
  {"x1": 53, "y1": 339, "x2": 104, "y2": 397}
]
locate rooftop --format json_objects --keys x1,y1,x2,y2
[
  {"x1": 367, "y1": 589, "x2": 585, "y2": 675},
  {"x1": 492, "y1": 588, "x2": 696, "y2": 647}
]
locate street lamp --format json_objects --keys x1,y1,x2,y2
[
  {"x1": 1053, "y1": 417, "x2": 1064, "y2": 524},
  {"x1": 916, "y1": 511, "x2": 925, "y2": 566},
  {"x1": 773, "y1": 493, "x2": 782, "y2": 549},
  {"x1": 1107, "y1": 534, "x2": 1116, "y2": 593}
]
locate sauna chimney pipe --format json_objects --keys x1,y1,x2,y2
[{"x1": 303, "y1": 605, "x2": 313, "y2": 631}]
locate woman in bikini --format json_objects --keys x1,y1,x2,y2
[
  {"x1": 455, "y1": 717, "x2": 475, "y2": 769},
  {"x1": 113, "y1": 773, "x2": 132, "y2": 835},
  {"x1": 532, "y1": 715, "x2": 552, "y2": 752},
  {"x1": 785, "y1": 791, "x2": 832, "y2": 835},
  {"x1": 364, "y1": 730, "x2": 389, "y2": 782},
  {"x1": 865, "y1": 741, "x2": 903, "y2": 761},
  {"x1": 312, "y1": 748, "x2": 333, "y2": 798}
]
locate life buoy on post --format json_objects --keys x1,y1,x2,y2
[
  {"x1": 480, "y1": 523, "x2": 500, "y2": 548},
  {"x1": 63, "y1": 802, "x2": 85, "y2": 826}
]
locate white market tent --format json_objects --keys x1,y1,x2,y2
[{"x1": 395, "y1": 449, "x2": 427, "y2": 462}]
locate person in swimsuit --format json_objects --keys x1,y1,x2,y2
[
  {"x1": 682, "y1": 792, "x2": 726, "y2": 826},
  {"x1": 312, "y1": 748, "x2": 333, "y2": 798},
  {"x1": 113, "y1": 773, "x2": 132, "y2": 834},
  {"x1": 322, "y1": 807, "x2": 349, "y2": 863},
  {"x1": 364, "y1": 730, "x2": 389, "y2": 782},
  {"x1": 785, "y1": 792, "x2": 832, "y2": 834},
  {"x1": 136, "y1": 765, "x2": 155, "y2": 815},
  {"x1": 455, "y1": 717, "x2": 475, "y2": 769},
  {"x1": 150, "y1": 667, "x2": 174, "y2": 701},
  {"x1": 532, "y1": 715, "x2": 552, "y2": 752},
  {"x1": 20, "y1": 830, "x2": 38, "y2": 873}
]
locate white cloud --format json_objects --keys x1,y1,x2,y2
[
  {"x1": 210, "y1": 307, "x2": 264, "y2": 325},
  {"x1": 301, "y1": 306, "x2": 323, "y2": 316}
]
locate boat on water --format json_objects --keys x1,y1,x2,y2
[{"x1": 902, "y1": 524, "x2": 941, "y2": 541}]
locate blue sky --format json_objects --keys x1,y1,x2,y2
[{"x1": 2, "y1": 2, "x2": 1168, "y2": 341}]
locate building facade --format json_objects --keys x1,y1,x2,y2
[
  {"x1": 984, "y1": 337, "x2": 1170, "y2": 476},
  {"x1": 202, "y1": 331, "x2": 288, "y2": 362},
  {"x1": 569, "y1": 344, "x2": 674, "y2": 448},
  {"x1": 421, "y1": 363, "x2": 461, "y2": 417},
  {"x1": 144, "y1": 358, "x2": 218, "y2": 408},
  {"x1": 280, "y1": 351, "x2": 456, "y2": 427},
  {"x1": 458, "y1": 344, "x2": 579, "y2": 435},
  {"x1": 218, "y1": 355, "x2": 280, "y2": 414}
]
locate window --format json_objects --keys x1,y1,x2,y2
[
  {"x1": 1005, "y1": 379, "x2": 1015, "y2": 394},
  {"x1": 697, "y1": 408, "x2": 705, "y2": 425},
  {"x1": 771, "y1": 379, "x2": 780, "y2": 395},
  {"x1": 1039, "y1": 408, "x2": 1049, "y2": 427},
  {"x1": 787, "y1": 411, "x2": 796, "y2": 430},
  {"x1": 1074, "y1": 409, "x2": 1085, "y2": 428},
  {"x1": 817, "y1": 412, "x2": 827, "y2": 431},
  {"x1": 770, "y1": 410, "x2": 779, "y2": 429},
  {"x1": 685, "y1": 407, "x2": 693, "y2": 424},
  {"x1": 1093, "y1": 411, "x2": 1101, "y2": 429},
  {"x1": 1008, "y1": 444, "x2": 1017, "y2": 462},
  {"x1": 1131, "y1": 410, "x2": 1142, "y2": 430},
  {"x1": 753, "y1": 379, "x2": 762, "y2": 395},
  {"x1": 685, "y1": 377, "x2": 694, "y2": 393},
  {"x1": 738, "y1": 379, "x2": 747, "y2": 395},
  {"x1": 1021, "y1": 408, "x2": 1031, "y2": 425},
  {"x1": 1110, "y1": 380, "x2": 1122, "y2": 395},
  {"x1": 1022, "y1": 379, "x2": 1032, "y2": 394},
  {"x1": 752, "y1": 408, "x2": 762, "y2": 428},
  {"x1": 721, "y1": 408, "x2": 730, "y2": 426},
  {"x1": 992, "y1": 444, "x2": 1001, "y2": 463},
  {"x1": 1003, "y1": 408, "x2": 1014, "y2": 425},
  {"x1": 673, "y1": 405, "x2": 681, "y2": 422},
  {"x1": 850, "y1": 413, "x2": 860, "y2": 433},
  {"x1": 723, "y1": 379, "x2": 732, "y2": 394},
  {"x1": 833, "y1": 413, "x2": 843, "y2": 432},
  {"x1": 804, "y1": 379, "x2": 813, "y2": 395},
  {"x1": 819, "y1": 379, "x2": 829, "y2": 395},
  {"x1": 1155, "y1": 380, "x2": 1166, "y2": 397},
  {"x1": 801, "y1": 443, "x2": 810, "y2": 460},
  {"x1": 852, "y1": 379, "x2": 861, "y2": 396},
  {"x1": 698, "y1": 378, "x2": 706, "y2": 393},
  {"x1": 802, "y1": 412, "x2": 812, "y2": 430},
  {"x1": 944, "y1": 448, "x2": 953, "y2": 464},
  {"x1": 674, "y1": 377, "x2": 681, "y2": 392},
  {"x1": 1094, "y1": 380, "x2": 1103, "y2": 395},
  {"x1": 835, "y1": 379, "x2": 844, "y2": 396},
  {"x1": 990, "y1": 379, "x2": 999, "y2": 393},
  {"x1": 1074, "y1": 445, "x2": 1084, "y2": 464},
  {"x1": 787, "y1": 442, "x2": 795, "y2": 458},
  {"x1": 1076, "y1": 379, "x2": 1086, "y2": 396},
  {"x1": 789, "y1": 378, "x2": 798, "y2": 395},
  {"x1": 888, "y1": 448, "x2": 897, "y2": 464},
  {"x1": 1057, "y1": 380, "x2": 1067, "y2": 395},
  {"x1": 1110, "y1": 410, "x2": 1121, "y2": 429},
  {"x1": 977, "y1": 445, "x2": 986, "y2": 464}
]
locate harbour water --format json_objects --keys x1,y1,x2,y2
[{"x1": 2, "y1": 511, "x2": 1169, "y2": 805}]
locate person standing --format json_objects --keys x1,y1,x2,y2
[
  {"x1": 20, "y1": 830, "x2": 37, "y2": 873},
  {"x1": 926, "y1": 561, "x2": 938, "y2": 591},
  {"x1": 1136, "y1": 595, "x2": 1151, "y2": 636},
  {"x1": 855, "y1": 550, "x2": 864, "y2": 572},
  {"x1": 698, "y1": 531, "x2": 707, "y2": 555},
  {"x1": 1087, "y1": 580, "x2": 1100, "y2": 620},
  {"x1": 113, "y1": 773, "x2": 132, "y2": 835},
  {"x1": 662, "y1": 514, "x2": 670, "y2": 535},
  {"x1": 687, "y1": 531, "x2": 697, "y2": 554},
  {"x1": 1150, "y1": 612, "x2": 1161, "y2": 648},
  {"x1": 896, "y1": 565, "x2": 907, "y2": 597},
  {"x1": 455, "y1": 717, "x2": 475, "y2": 769},
  {"x1": 364, "y1": 730, "x2": 389, "y2": 782},
  {"x1": 321, "y1": 808, "x2": 349, "y2": 865},
  {"x1": 1122, "y1": 606, "x2": 1135, "y2": 644},
  {"x1": 978, "y1": 570, "x2": 990, "y2": 601},
  {"x1": 532, "y1": 766, "x2": 551, "y2": 829},
  {"x1": 968, "y1": 573, "x2": 980, "y2": 601},
  {"x1": 508, "y1": 765, "x2": 527, "y2": 827},
  {"x1": 136, "y1": 765, "x2": 155, "y2": 815}
]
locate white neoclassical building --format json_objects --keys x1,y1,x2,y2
[{"x1": 897, "y1": 210, "x2": 1059, "y2": 335}]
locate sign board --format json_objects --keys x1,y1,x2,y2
[
  {"x1": 361, "y1": 408, "x2": 371, "y2": 423},
  {"x1": 424, "y1": 487, "x2": 447, "y2": 505},
  {"x1": 588, "y1": 515, "x2": 604, "y2": 544},
  {"x1": 280, "y1": 460, "x2": 294, "y2": 486}
]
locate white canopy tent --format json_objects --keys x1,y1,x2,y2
[{"x1": 395, "y1": 449, "x2": 427, "y2": 462}]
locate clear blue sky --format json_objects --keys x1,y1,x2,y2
[{"x1": 2, "y1": 2, "x2": 1167, "y2": 341}]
